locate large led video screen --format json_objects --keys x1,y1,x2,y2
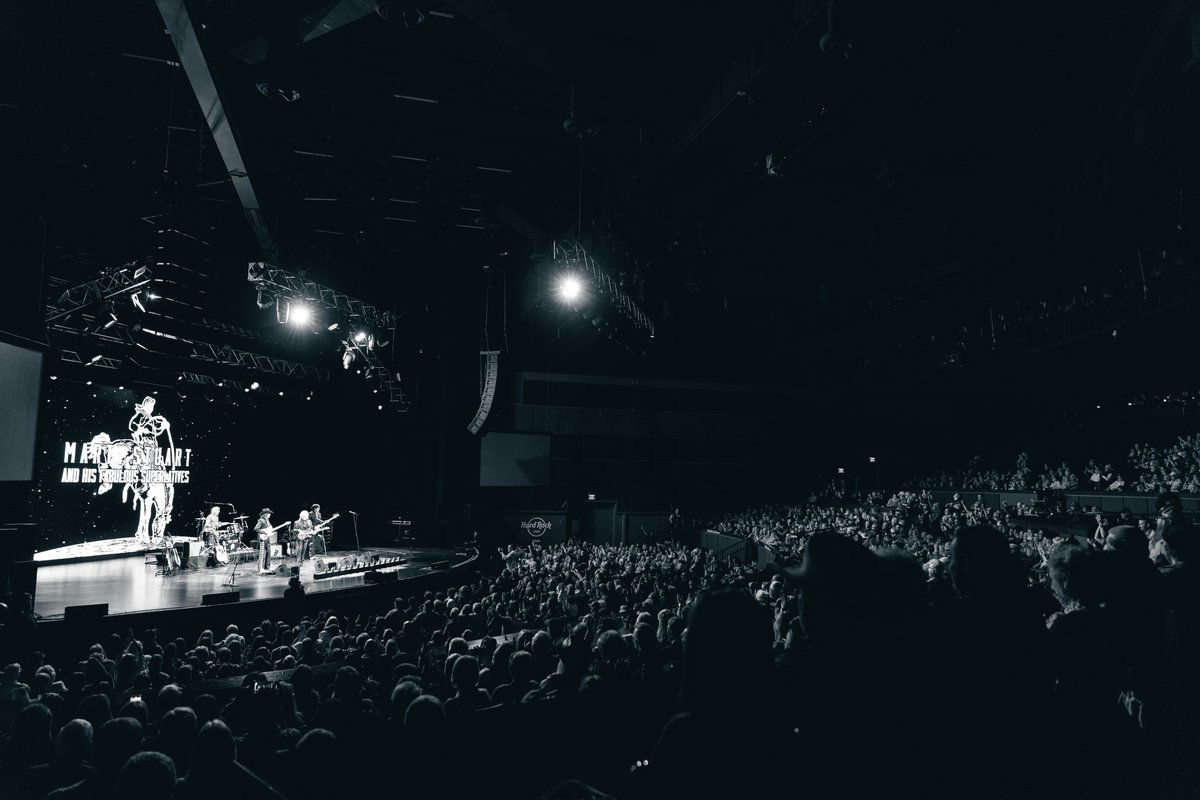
[{"x1": 0, "y1": 341, "x2": 44, "y2": 482}]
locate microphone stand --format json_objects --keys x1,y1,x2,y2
[{"x1": 350, "y1": 511, "x2": 361, "y2": 554}]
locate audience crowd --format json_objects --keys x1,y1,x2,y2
[
  {"x1": 2, "y1": 491, "x2": 1200, "y2": 797},
  {"x1": 906, "y1": 433, "x2": 1200, "y2": 494}
]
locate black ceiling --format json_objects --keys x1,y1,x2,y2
[{"x1": 4, "y1": 0, "x2": 1200, "y2": 394}]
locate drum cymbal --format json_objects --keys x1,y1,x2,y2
[
  {"x1": 233, "y1": 515, "x2": 248, "y2": 520},
  {"x1": 193, "y1": 516, "x2": 206, "y2": 521}
]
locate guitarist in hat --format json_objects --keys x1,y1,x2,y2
[{"x1": 255, "y1": 507, "x2": 283, "y2": 573}]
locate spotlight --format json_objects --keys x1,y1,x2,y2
[
  {"x1": 868, "y1": 457, "x2": 876, "y2": 463},
  {"x1": 88, "y1": 355, "x2": 103, "y2": 364},
  {"x1": 250, "y1": 381, "x2": 260, "y2": 390},
  {"x1": 354, "y1": 331, "x2": 368, "y2": 343},
  {"x1": 146, "y1": 292, "x2": 159, "y2": 300},
  {"x1": 278, "y1": 391, "x2": 284, "y2": 397},
  {"x1": 557, "y1": 275, "x2": 583, "y2": 302},
  {"x1": 49, "y1": 375, "x2": 57, "y2": 380},
  {"x1": 244, "y1": 388, "x2": 250, "y2": 393},
  {"x1": 289, "y1": 304, "x2": 312, "y2": 325},
  {"x1": 118, "y1": 385, "x2": 124, "y2": 390},
  {"x1": 86, "y1": 380, "x2": 92, "y2": 386},
  {"x1": 377, "y1": 405, "x2": 383, "y2": 410},
  {"x1": 327, "y1": 323, "x2": 340, "y2": 331}
]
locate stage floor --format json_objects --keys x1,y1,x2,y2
[{"x1": 33, "y1": 546, "x2": 469, "y2": 619}]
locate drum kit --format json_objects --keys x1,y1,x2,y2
[{"x1": 193, "y1": 513, "x2": 249, "y2": 564}]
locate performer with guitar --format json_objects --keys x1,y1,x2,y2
[
  {"x1": 296, "y1": 509, "x2": 338, "y2": 561},
  {"x1": 311, "y1": 504, "x2": 330, "y2": 547},
  {"x1": 255, "y1": 508, "x2": 289, "y2": 573}
]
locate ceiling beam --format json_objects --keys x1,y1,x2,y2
[{"x1": 154, "y1": 0, "x2": 278, "y2": 262}]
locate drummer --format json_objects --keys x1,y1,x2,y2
[{"x1": 202, "y1": 506, "x2": 222, "y2": 550}]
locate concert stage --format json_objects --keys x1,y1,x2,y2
[
  {"x1": 34, "y1": 537, "x2": 204, "y2": 566},
  {"x1": 33, "y1": 545, "x2": 472, "y2": 619}
]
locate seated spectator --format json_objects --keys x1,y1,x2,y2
[
  {"x1": 11, "y1": 718, "x2": 93, "y2": 800},
  {"x1": 48, "y1": 717, "x2": 143, "y2": 800},
  {"x1": 115, "y1": 751, "x2": 175, "y2": 800},
  {"x1": 443, "y1": 655, "x2": 491, "y2": 716}
]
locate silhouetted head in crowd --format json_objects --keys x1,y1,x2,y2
[
  {"x1": 93, "y1": 717, "x2": 145, "y2": 782},
  {"x1": 78, "y1": 693, "x2": 113, "y2": 729},
  {"x1": 191, "y1": 693, "x2": 219, "y2": 727},
  {"x1": 117, "y1": 698, "x2": 149, "y2": 728},
  {"x1": 450, "y1": 654, "x2": 479, "y2": 693},
  {"x1": 872, "y1": 547, "x2": 928, "y2": 620},
  {"x1": 404, "y1": 694, "x2": 444, "y2": 735},
  {"x1": 682, "y1": 587, "x2": 774, "y2": 717},
  {"x1": 792, "y1": 530, "x2": 880, "y2": 642},
  {"x1": 332, "y1": 666, "x2": 361, "y2": 701},
  {"x1": 390, "y1": 680, "x2": 423, "y2": 719},
  {"x1": 1104, "y1": 525, "x2": 1148, "y2": 559},
  {"x1": 157, "y1": 706, "x2": 197, "y2": 771},
  {"x1": 1048, "y1": 545, "x2": 1107, "y2": 610},
  {"x1": 1163, "y1": 524, "x2": 1200, "y2": 566},
  {"x1": 116, "y1": 751, "x2": 175, "y2": 800},
  {"x1": 12, "y1": 702, "x2": 52, "y2": 761},
  {"x1": 55, "y1": 718, "x2": 93, "y2": 765},
  {"x1": 184, "y1": 719, "x2": 236, "y2": 788},
  {"x1": 950, "y1": 526, "x2": 1024, "y2": 602},
  {"x1": 156, "y1": 683, "x2": 183, "y2": 718}
]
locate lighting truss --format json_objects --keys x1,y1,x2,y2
[
  {"x1": 247, "y1": 262, "x2": 398, "y2": 329},
  {"x1": 187, "y1": 341, "x2": 330, "y2": 381},
  {"x1": 344, "y1": 339, "x2": 409, "y2": 407},
  {"x1": 550, "y1": 241, "x2": 654, "y2": 337},
  {"x1": 199, "y1": 317, "x2": 297, "y2": 349},
  {"x1": 46, "y1": 261, "x2": 154, "y2": 324},
  {"x1": 178, "y1": 372, "x2": 246, "y2": 392},
  {"x1": 59, "y1": 350, "x2": 122, "y2": 370}
]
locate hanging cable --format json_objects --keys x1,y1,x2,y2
[{"x1": 162, "y1": 71, "x2": 177, "y2": 176}]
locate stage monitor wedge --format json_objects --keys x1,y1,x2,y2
[
  {"x1": 64, "y1": 602, "x2": 108, "y2": 622},
  {"x1": 201, "y1": 590, "x2": 240, "y2": 606}
]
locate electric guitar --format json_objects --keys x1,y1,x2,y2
[
  {"x1": 298, "y1": 513, "x2": 340, "y2": 540},
  {"x1": 257, "y1": 521, "x2": 291, "y2": 540}
]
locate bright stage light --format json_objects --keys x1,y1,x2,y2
[
  {"x1": 354, "y1": 331, "x2": 368, "y2": 343},
  {"x1": 557, "y1": 275, "x2": 583, "y2": 302},
  {"x1": 290, "y1": 304, "x2": 312, "y2": 325},
  {"x1": 250, "y1": 381, "x2": 260, "y2": 390},
  {"x1": 327, "y1": 323, "x2": 339, "y2": 331}
]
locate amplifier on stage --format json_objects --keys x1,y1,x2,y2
[{"x1": 174, "y1": 541, "x2": 192, "y2": 560}]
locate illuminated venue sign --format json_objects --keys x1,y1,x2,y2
[{"x1": 520, "y1": 517, "x2": 553, "y2": 537}]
